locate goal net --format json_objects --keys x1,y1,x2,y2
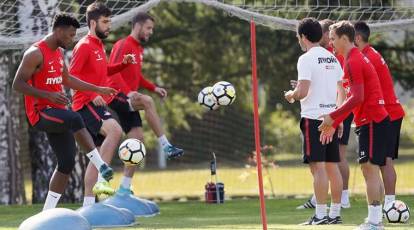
[{"x1": 1, "y1": 0, "x2": 414, "y2": 50}]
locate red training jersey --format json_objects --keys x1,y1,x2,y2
[
  {"x1": 107, "y1": 35, "x2": 156, "y2": 98},
  {"x1": 361, "y1": 45, "x2": 405, "y2": 121},
  {"x1": 332, "y1": 47, "x2": 388, "y2": 127},
  {"x1": 24, "y1": 40, "x2": 66, "y2": 126},
  {"x1": 69, "y1": 34, "x2": 127, "y2": 111}
]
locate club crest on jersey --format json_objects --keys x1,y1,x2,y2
[
  {"x1": 47, "y1": 61, "x2": 56, "y2": 73},
  {"x1": 94, "y1": 50, "x2": 103, "y2": 61},
  {"x1": 46, "y1": 76, "x2": 63, "y2": 85}
]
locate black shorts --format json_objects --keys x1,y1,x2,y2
[
  {"x1": 386, "y1": 118, "x2": 403, "y2": 159},
  {"x1": 338, "y1": 113, "x2": 354, "y2": 145},
  {"x1": 300, "y1": 118, "x2": 340, "y2": 164},
  {"x1": 355, "y1": 117, "x2": 390, "y2": 166},
  {"x1": 77, "y1": 103, "x2": 112, "y2": 146},
  {"x1": 108, "y1": 93, "x2": 142, "y2": 133},
  {"x1": 33, "y1": 108, "x2": 83, "y2": 172}
]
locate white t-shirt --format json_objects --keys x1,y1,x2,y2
[{"x1": 297, "y1": 46, "x2": 343, "y2": 120}]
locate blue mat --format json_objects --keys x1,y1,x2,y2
[
  {"x1": 102, "y1": 192, "x2": 159, "y2": 217},
  {"x1": 19, "y1": 208, "x2": 91, "y2": 230},
  {"x1": 77, "y1": 203, "x2": 136, "y2": 227}
]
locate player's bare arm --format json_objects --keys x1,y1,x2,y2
[
  {"x1": 284, "y1": 79, "x2": 310, "y2": 103},
  {"x1": 13, "y1": 47, "x2": 69, "y2": 105},
  {"x1": 62, "y1": 64, "x2": 117, "y2": 96}
]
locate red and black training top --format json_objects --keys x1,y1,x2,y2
[{"x1": 25, "y1": 40, "x2": 66, "y2": 126}]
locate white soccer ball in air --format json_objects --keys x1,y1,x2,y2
[
  {"x1": 198, "y1": 86, "x2": 219, "y2": 110},
  {"x1": 118, "y1": 138, "x2": 146, "y2": 165},
  {"x1": 384, "y1": 200, "x2": 410, "y2": 223},
  {"x1": 212, "y1": 81, "x2": 236, "y2": 106}
]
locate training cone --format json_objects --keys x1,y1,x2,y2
[
  {"x1": 102, "y1": 192, "x2": 158, "y2": 217},
  {"x1": 77, "y1": 203, "x2": 136, "y2": 227},
  {"x1": 19, "y1": 208, "x2": 91, "y2": 230}
]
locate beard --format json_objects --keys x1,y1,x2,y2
[{"x1": 95, "y1": 27, "x2": 108, "y2": 39}]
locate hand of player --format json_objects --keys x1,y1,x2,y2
[
  {"x1": 92, "y1": 95, "x2": 107, "y2": 107},
  {"x1": 155, "y1": 87, "x2": 167, "y2": 98},
  {"x1": 46, "y1": 92, "x2": 70, "y2": 105},
  {"x1": 319, "y1": 126, "x2": 336, "y2": 145},
  {"x1": 284, "y1": 90, "x2": 295, "y2": 103},
  {"x1": 96, "y1": 86, "x2": 117, "y2": 96},
  {"x1": 290, "y1": 80, "x2": 297, "y2": 89},
  {"x1": 337, "y1": 122, "x2": 344, "y2": 139},
  {"x1": 318, "y1": 114, "x2": 334, "y2": 132},
  {"x1": 122, "y1": 54, "x2": 136, "y2": 64}
]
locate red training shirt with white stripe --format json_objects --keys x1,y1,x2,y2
[
  {"x1": 69, "y1": 34, "x2": 127, "y2": 111},
  {"x1": 330, "y1": 47, "x2": 388, "y2": 127},
  {"x1": 107, "y1": 35, "x2": 156, "y2": 100},
  {"x1": 361, "y1": 45, "x2": 405, "y2": 121},
  {"x1": 25, "y1": 40, "x2": 66, "y2": 126}
]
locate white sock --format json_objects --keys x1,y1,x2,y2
[
  {"x1": 120, "y1": 176, "x2": 132, "y2": 189},
  {"x1": 43, "y1": 191, "x2": 61, "y2": 211},
  {"x1": 83, "y1": 196, "x2": 96, "y2": 207},
  {"x1": 341, "y1": 190, "x2": 350, "y2": 204},
  {"x1": 368, "y1": 205, "x2": 383, "y2": 224},
  {"x1": 310, "y1": 194, "x2": 316, "y2": 205},
  {"x1": 158, "y1": 135, "x2": 171, "y2": 149},
  {"x1": 329, "y1": 203, "x2": 342, "y2": 218},
  {"x1": 97, "y1": 173, "x2": 106, "y2": 183},
  {"x1": 86, "y1": 148, "x2": 106, "y2": 170},
  {"x1": 315, "y1": 204, "x2": 327, "y2": 219},
  {"x1": 384, "y1": 195, "x2": 395, "y2": 208}
]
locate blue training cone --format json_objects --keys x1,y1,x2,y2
[
  {"x1": 77, "y1": 203, "x2": 136, "y2": 227},
  {"x1": 19, "y1": 208, "x2": 91, "y2": 230},
  {"x1": 102, "y1": 190, "x2": 158, "y2": 217}
]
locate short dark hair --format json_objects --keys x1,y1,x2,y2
[
  {"x1": 330, "y1": 21, "x2": 355, "y2": 42},
  {"x1": 319, "y1": 19, "x2": 335, "y2": 33},
  {"x1": 132, "y1": 12, "x2": 155, "y2": 26},
  {"x1": 52, "y1": 13, "x2": 80, "y2": 30},
  {"x1": 86, "y1": 1, "x2": 111, "y2": 27},
  {"x1": 354, "y1": 21, "x2": 370, "y2": 42},
  {"x1": 297, "y1": 17, "x2": 322, "y2": 43}
]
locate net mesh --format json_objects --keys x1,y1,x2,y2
[{"x1": 1, "y1": 0, "x2": 414, "y2": 49}]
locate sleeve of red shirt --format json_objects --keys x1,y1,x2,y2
[
  {"x1": 330, "y1": 60, "x2": 364, "y2": 128},
  {"x1": 140, "y1": 74, "x2": 156, "y2": 92},
  {"x1": 69, "y1": 44, "x2": 99, "y2": 99},
  {"x1": 107, "y1": 62, "x2": 128, "y2": 76}
]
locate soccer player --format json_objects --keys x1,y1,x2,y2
[
  {"x1": 354, "y1": 21, "x2": 405, "y2": 209},
  {"x1": 12, "y1": 13, "x2": 116, "y2": 210},
  {"x1": 68, "y1": 2, "x2": 134, "y2": 205},
  {"x1": 297, "y1": 19, "x2": 352, "y2": 210},
  {"x1": 106, "y1": 12, "x2": 184, "y2": 194},
  {"x1": 284, "y1": 18, "x2": 344, "y2": 225},
  {"x1": 319, "y1": 21, "x2": 390, "y2": 230}
]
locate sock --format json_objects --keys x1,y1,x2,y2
[
  {"x1": 368, "y1": 204, "x2": 383, "y2": 224},
  {"x1": 120, "y1": 176, "x2": 132, "y2": 189},
  {"x1": 43, "y1": 191, "x2": 61, "y2": 211},
  {"x1": 310, "y1": 194, "x2": 316, "y2": 205},
  {"x1": 341, "y1": 190, "x2": 349, "y2": 205},
  {"x1": 329, "y1": 203, "x2": 342, "y2": 218},
  {"x1": 97, "y1": 173, "x2": 106, "y2": 183},
  {"x1": 384, "y1": 195, "x2": 395, "y2": 208},
  {"x1": 158, "y1": 135, "x2": 171, "y2": 149},
  {"x1": 315, "y1": 204, "x2": 327, "y2": 219},
  {"x1": 86, "y1": 148, "x2": 106, "y2": 170},
  {"x1": 83, "y1": 196, "x2": 96, "y2": 207}
]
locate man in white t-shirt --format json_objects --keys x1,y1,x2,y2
[{"x1": 284, "y1": 17, "x2": 345, "y2": 225}]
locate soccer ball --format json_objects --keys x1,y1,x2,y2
[
  {"x1": 212, "y1": 81, "x2": 236, "y2": 106},
  {"x1": 198, "y1": 86, "x2": 219, "y2": 110},
  {"x1": 118, "y1": 138, "x2": 146, "y2": 165},
  {"x1": 384, "y1": 200, "x2": 410, "y2": 223}
]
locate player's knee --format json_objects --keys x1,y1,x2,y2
[
  {"x1": 142, "y1": 95, "x2": 154, "y2": 108},
  {"x1": 70, "y1": 112, "x2": 85, "y2": 132},
  {"x1": 103, "y1": 119, "x2": 123, "y2": 138},
  {"x1": 57, "y1": 156, "x2": 75, "y2": 174}
]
